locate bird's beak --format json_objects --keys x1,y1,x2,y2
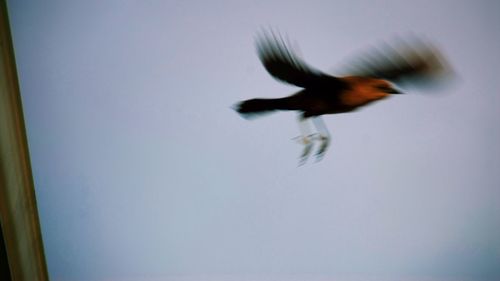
[{"x1": 386, "y1": 88, "x2": 403, "y2": 94}]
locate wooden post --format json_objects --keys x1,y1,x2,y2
[{"x1": 0, "y1": 0, "x2": 49, "y2": 280}]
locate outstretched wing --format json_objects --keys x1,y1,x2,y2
[
  {"x1": 256, "y1": 31, "x2": 343, "y2": 89},
  {"x1": 343, "y1": 37, "x2": 452, "y2": 86}
]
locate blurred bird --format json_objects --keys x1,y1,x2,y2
[{"x1": 235, "y1": 30, "x2": 452, "y2": 164}]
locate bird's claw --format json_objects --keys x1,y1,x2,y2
[
  {"x1": 294, "y1": 134, "x2": 330, "y2": 165},
  {"x1": 314, "y1": 135, "x2": 330, "y2": 162},
  {"x1": 295, "y1": 134, "x2": 314, "y2": 165}
]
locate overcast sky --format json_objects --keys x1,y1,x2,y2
[{"x1": 7, "y1": 0, "x2": 500, "y2": 280}]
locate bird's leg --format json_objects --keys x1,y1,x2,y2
[
  {"x1": 296, "y1": 115, "x2": 315, "y2": 165},
  {"x1": 312, "y1": 116, "x2": 331, "y2": 161}
]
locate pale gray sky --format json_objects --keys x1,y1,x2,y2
[{"x1": 7, "y1": 0, "x2": 500, "y2": 280}]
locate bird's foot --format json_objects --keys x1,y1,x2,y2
[
  {"x1": 314, "y1": 134, "x2": 330, "y2": 162},
  {"x1": 293, "y1": 134, "x2": 315, "y2": 165},
  {"x1": 293, "y1": 134, "x2": 330, "y2": 164}
]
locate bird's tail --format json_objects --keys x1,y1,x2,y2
[{"x1": 234, "y1": 98, "x2": 288, "y2": 118}]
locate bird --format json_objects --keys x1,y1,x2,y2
[{"x1": 234, "y1": 30, "x2": 452, "y2": 164}]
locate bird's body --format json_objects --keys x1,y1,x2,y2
[
  {"x1": 235, "y1": 31, "x2": 451, "y2": 163},
  {"x1": 239, "y1": 76, "x2": 395, "y2": 117}
]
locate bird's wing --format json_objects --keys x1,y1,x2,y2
[
  {"x1": 343, "y1": 37, "x2": 452, "y2": 86},
  {"x1": 256, "y1": 31, "x2": 343, "y2": 89}
]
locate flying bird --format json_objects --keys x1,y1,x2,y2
[{"x1": 235, "y1": 31, "x2": 451, "y2": 164}]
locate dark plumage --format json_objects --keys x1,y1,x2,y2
[{"x1": 235, "y1": 31, "x2": 451, "y2": 163}]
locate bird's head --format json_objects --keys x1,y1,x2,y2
[{"x1": 339, "y1": 76, "x2": 402, "y2": 106}]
